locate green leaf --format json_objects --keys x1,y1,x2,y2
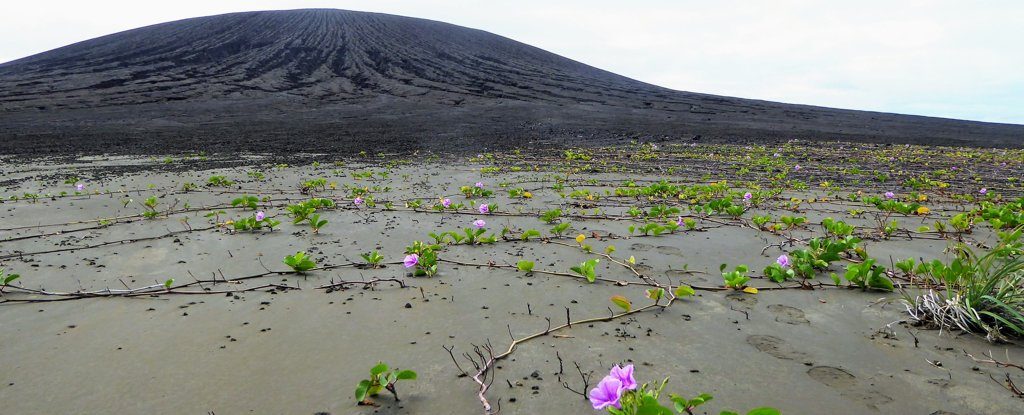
[
  {"x1": 610, "y1": 295, "x2": 632, "y2": 312},
  {"x1": 355, "y1": 379, "x2": 371, "y2": 402},
  {"x1": 370, "y1": 362, "x2": 388, "y2": 377},
  {"x1": 164, "y1": 278, "x2": 174, "y2": 289},
  {"x1": 636, "y1": 395, "x2": 673, "y2": 415},
  {"x1": 867, "y1": 271, "x2": 894, "y2": 291},
  {"x1": 673, "y1": 284, "x2": 695, "y2": 297},
  {"x1": 396, "y1": 369, "x2": 417, "y2": 380},
  {"x1": 516, "y1": 260, "x2": 535, "y2": 272}
]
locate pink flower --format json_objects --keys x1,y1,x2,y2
[
  {"x1": 403, "y1": 254, "x2": 418, "y2": 268},
  {"x1": 474, "y1": 182, "x2": 484, "y2": 188},
  {"x1": 793, "y1": 165, "x2": 801, "y2": 171},
  {"x1": 255, "y1": 211, "x2": 266, "y2": 221},
  {"x1": 588, "y1": 376, "x2": 623, "y2": 410},
  {"x1": 75, "y1": 183, "x2": 84, "y2": 191},
  {"x1": 473, "y1": 219, "x2": 486, "y2": 229},
  {"x1": 608, "y1": 364, "x2": 637, "y2": 391},
  {"x1": 884, "y1": 191, "x2": 895, "y2": 199},
  {"x1": 676, "y1": 216, "x2": 684, "y2": 226},
  {"x1": 354, "y1": 197, "x2": 364, "y2": 206},
  {"x1": 777, "y1": 254, "x2": 791, "y2": 268},
  {"x1": 478, "y1": 204, "x2": 489, "y2": 214},
  {"x1": 979, "y1": 188, "x2": 987, "y2": 195},
  {"x1": 442, "y1": 198, "x2": 452, "y2": 208},
  {"x1": 743, "y1": 192, "x2": 752, "y2": 201}
]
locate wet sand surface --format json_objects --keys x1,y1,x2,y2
[{"x1": 1, "y1": 143, "x2": 1022, "y2": 414}]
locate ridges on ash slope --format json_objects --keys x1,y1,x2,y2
[{"x1": 0, "y1": 8, "x2": 1021, "y2": 154}]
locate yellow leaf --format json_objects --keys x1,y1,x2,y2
[
  {"x1": 628, "y1": 256, "x2": 636, "y2": 264},
  {"x1": 917, "y1": 194, "x2": 928, "y2": 202},
  {"x1": 742, "y1": 287, "x2": 759, "y2": 294},
  {"x1": 610, "y1": 295, "x2": 631, "y2": 312},
  {"x1": 916, "y1": 206, "x2": 931, "y2": 215},
  {"x1": 523, "y1": 191, "x2": 533, "y2": 198},
  {"x1": 575, "y1": 234, "x2": 586, "y2": 244}
]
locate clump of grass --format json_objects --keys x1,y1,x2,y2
[{"x1": 903, "y1": 229, "x2": 1024, "y2": 342}]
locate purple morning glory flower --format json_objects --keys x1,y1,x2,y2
[
  {"x1": 479, "y1": 204, "x2": 489, "y2": 214},
  {"x1": 676, "y1": 216, "x2": 684, "y2": 226},
  {"x1": 255, "y1": 211, "x2": 266, "y2": 221},
  {"x1": 884, "y1": 191, "x2": 895, "y2": 199},
  {"x1": 403, "y1": 254, "x2": 418, "y2": 268},
  {"x1": 474, "y1": 181, "x2": 484, "y2": 188},
  {"x1": 608, "y1": 364, "x2": 637, "y2": 391},
  {"x1": 743, "y1": 192, "x2": 752, "y2": 201},
  {"x1": 442, "y1": 198, "x2": 452, "y2": 208},
  {"x1": 777, "y1": 254, "x2": 791, "y2": 268},
  {"x1": 588, "y1": 376, "x2": 623, "y2": 410},
  {"x1": 979, "y1": 188, "x2": 987, "y2": 195},
  {"x1": 75, "y1": 183, "x2": 84, "y2": 191},
  {"x1": 473, "y1": 219, "x2": 486, "y2": 229},
  {"x1": 354, "y1": 197, "x2": 364, "y2": 206},
  {"x1": 793, "y1": 165, "x2": 801, "y2": 171}
]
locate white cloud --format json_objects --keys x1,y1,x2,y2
[{"x1": 1, "y1": 0, "x2": 1021, "y2": 123}]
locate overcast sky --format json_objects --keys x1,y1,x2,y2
[{"x1": 2, "y1": 1, "x2": 1022, "y2": 124}]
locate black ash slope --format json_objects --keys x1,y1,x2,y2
[{"x1": 0, "y1": 9, "x2": 1020, "y2": 154}]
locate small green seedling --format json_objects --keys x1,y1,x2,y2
[
  {"x1": 207, "y1": 175, "x2": 234, "y2": 187},
  {"x1": 540, "y1": 209, "x2": 563, "y2": 223},
  {"x1": 571, "y1": 258, "x2": 600, "y2": 283},
  {"x1": 0, "y1": 269, "x2": 21, "y2": 294},
  {"x1": 141, "y1": 196, "x2": 160, "y2": 219},
  {"x1": 843, "y1": 259, "x2": 894, "y2": 291},
  {"x1": 308, "y1": 214, "x2": 328, "y2": 234},
  {"x1": 284, "y1": 252, "x2": 317, "y2": 273},
  {"x1": 521, "y1": 229, "x2": 541, "y2": 241},
  {"x1": 551, "y1": 222, "x2": 571, "y2": 237},
  {"x1": 721, "y1": 264, "x2": 750, "y2": 289},
  {"x1": 360, "y1": 251, "x2": 385, "y2": 268},
  {"x1": 355, "y1": 362, "x2": 416, "y2": 405},
  {"x1": 231, "y1": 195, "x2": 259, "y2": 210}
]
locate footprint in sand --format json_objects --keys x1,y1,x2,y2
[
  {"x1": 767, "y1": 304, "x2": 810, "y2": 325},
  {"x1": 746, "y1": 334, "x2": 809, "y2": 361},
  {"x1": 655, "y1": 245, "x2": 683, "y2": 256},
  {"x1": 727, "y1": 292, "x2": 759, "y2": 308},
  {"x1": 807, "y1": 366, "x2": 894, "y2": 410},
  {"x1": 630, "y1": 243, "x2": 654, "y2": 252}
]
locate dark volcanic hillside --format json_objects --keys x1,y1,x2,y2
[{"x1": 0, "y1": 9, "x2": 1020, "y2": 154}]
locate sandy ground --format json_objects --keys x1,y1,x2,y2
[{"x1": 0, "y1": 145, "x2": 1022, "y2": 414}]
